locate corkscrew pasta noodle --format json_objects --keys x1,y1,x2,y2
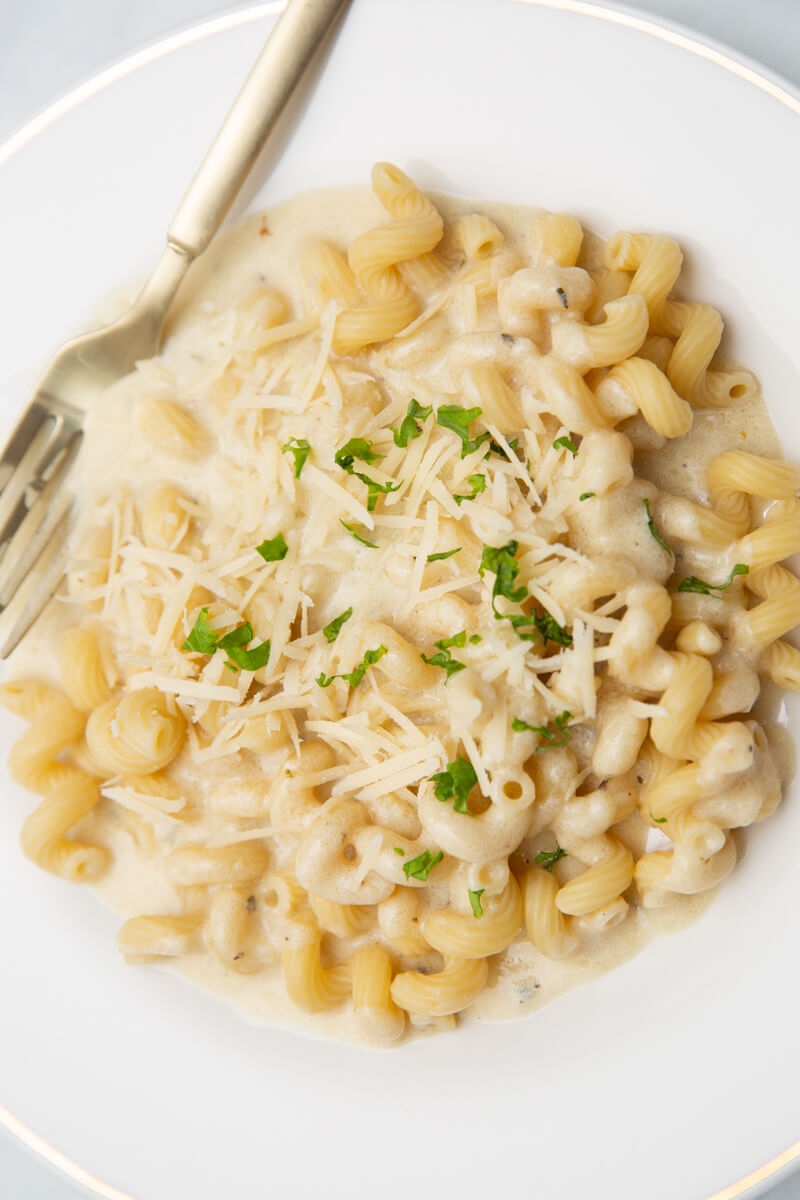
[{"x1": 3, "y1": 163, "x2": 799, "y2": 1044}]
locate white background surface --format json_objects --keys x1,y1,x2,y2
[{"x1": 0, "y1": 1, "x2": 799, "y2": 1198}]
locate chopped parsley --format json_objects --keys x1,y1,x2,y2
[
  {"x1": 364, "y1": 476, "x2": 403, "y2": 511},
  {"x1": 394, "y1": 846, "x2": 406, "y2": 856},
  {"x1": 420, "y1": 649, "x2": 465, "y2": 679},
  {"x1": 335, "y1": 437, "x2": 400, "y2": 511},
  {"x1": 436, "y1": 404, "x2": 491, "y2": 458},
  {"x1": 512, "y1": 710, "x2": 572, "y2": 751},
  {"x1": 216, "y1": 624, "x2": 271, "y2": 672},
  {"x1": 255, "y1": 532, "x2": 288, "y2": 562},
  {"x1": 479, "y1": 540, "x2": 572, "y2": 646},
  {"x1": 529, "y1": 611, "x2": 572, "y2": 647},
  {"x1": 182, "y1": 607, "x2": 270, "y2": 672},
  {"x1": 430, "y1": 757, "x2": 477, "y2": 814},
  {"x1": 468, "y1": 888, "x2": 485, "y2": 918},
  {"x1": 316, "y1": 644, "x2": 388, "y2": 689},
  {"x1": 334, "y1": 437, "x2": 383, "y2": 471},
  {"x1": 420, "y1": 631, "x2": 480, "y2": 671},
  {"x1": 556, "y1": 286, "x2": 569, "y2": 309},
  {"x1": 553, "y1": 435, "x2": 578, "y2": 456},
  {"x1": 340, "y1": 519, "x2": 377, "y2": 548},
  {"x1": 650, "y1": 812, "x2": 667, "y2": 824},
  {"x1": 435, "y1": 631, "x2": 468, "y2": 650},
  {"x1": 489, "y1": 435, "x2": 520, "y2": 460},
  {"x1": 534, "y1": 845, "x2": 567, "y2": 872},
  {"x1": 402, "y1": 849, "x2": 443, "y2": 881},
  {"x1": 427, "y1": 547, "x2": 461, "y2": 562},
  {"x1": 321, "y1": 607, "x2": 352, "y2": 643},
  {"x1": 181, "y1": 606, "x2": 219, "y2": 655},
  {"x1": 480, "y1": 540, "x2": 527, "y2": 607},
  {"x1": 392, "y1": 399, "x2": 432, "y2": 447},
  {"x1": 678, "y1": 563, "x2": 749, "y2": 595},
  {"x1": 421, "y1": 629, "x2": 468, "y2": 679},
  {"x1": 579, "y1": 492, "x2": 595, "y2": 501},
  {"x1": 643, "y1": 498, "x2": 673, "y2": 557},
  {"x1": 454, "y1": 473, "x2": 487, "y2": 505},
  {"x1": 281, "y1": 436, "x2": 311, "y2": 478}
]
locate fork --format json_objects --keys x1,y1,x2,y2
[{"x1": 0, "y1": 0, "x2": 350, "y2": 658}]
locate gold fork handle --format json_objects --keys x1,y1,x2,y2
[{"x1": 167, "y1": 0, "x2": 350, "y2": 258}]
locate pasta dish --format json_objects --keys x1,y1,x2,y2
[{"x1": 3, "y1": 163, "x2": 798, "y2": 1043}]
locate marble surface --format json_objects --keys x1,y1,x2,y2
[{"x1": 0, "y1": 1, "x2": 799, "y2": 1197}]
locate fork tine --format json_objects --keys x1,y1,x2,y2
[
  {"x1": 0, "y1": 415, "x2": 54, "y2": 528},
  {"x1": 0, "y1": 507, "x2": 71, "y2": 659},
  {"x1": 0, "y1": 411, "x2": 75, "y2": 550},
  {"x1": 0, "y1": 437, "x2": 80, "y2": 609}
]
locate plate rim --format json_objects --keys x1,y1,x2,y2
[{"x1": 1, "y1": 3, "x2": 799, "y2": 1199}]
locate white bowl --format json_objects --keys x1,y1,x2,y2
[{"x1": 1, "y1": 3, "x2": 799, "y2": 1198}]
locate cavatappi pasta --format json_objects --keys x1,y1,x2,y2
[{"x1": 3, "y1": 163, "x2": 798, "y2": 1044}]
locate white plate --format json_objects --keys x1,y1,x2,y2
[{"x1": 1, "y1": 3, "x2": 799, "y2": 1198}]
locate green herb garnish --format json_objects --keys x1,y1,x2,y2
[
  {"x1": 489, "y1": 436, "x2": 520, "y2": 460},
  {"x1": 281, "y1": 437, "x2": 311, "y2": 478},
  {"x1": 394, "y1": 847, "x2": 406, "y2": 856},
  {"x1": 650, "y1": 812, "x2": 667, "y2": 824},
  {"x1": 436, "y1": 404, "x2": 491, "y2": 458},
  {"x1": 479, "y1": 540, "x2": 571, "y2": 646},
  {"x1": 216, "y1": 625, "x2": 271, "y2": 672},
  {"x1": 362, "y1": 477, "x2": 402, "y2": 511},
  {"x1": 454, "y1": 473, "x2": 487, "y2": 505},
  {"x1": 579, "y1": 492, "x2": 595, "y2": 501},
  {"x1": 677, "y1": 564, "x2": 749, "y2": 595},
  {"x1": 529, "y1": 611, "x2": 572, "y2": 647},
  {"x1": 468, "y1": 889, "x2": 485, "y2": 918},
  {"x1": 321, "y1": 607, "x2": 353, "y2": 644},
  {"x1": 392, "y1": 399, "x2": 432, "y2": 448},
  {"x1": 534, "y1": 845, "x2": 567, "y2": 872},
  {"x1": 553, "y1": 436, "x2": 578, "y2": 456},
  {"x1": 643, "y1": 498, "x2": 673, "y2": 557},
  {"x1": 427, "y1": 548, "x2": 461, "y2": 563},
  {"x1": 181, "y1": 607, "x2": 219, "y2": 656},
  {"x1": 316, "y1": 644, "x2": 388, "y2": 689},
  {"x1": 402, "y1": 849, "x2": 443, "y2": 882},
  {"x1": 334, "y1": 437, "x2": 400, "y2": 512},
  {"x1": 430, "y1": 757, "x2": 477, "y2": 814},
  {"x1": 334, "y1": 437, "x2": 383, "y2": 471},
  {"x1": 421, "y1": 630, "x2": 468, "y2": 679},
  {"x1": 480, "y1": 540, "x2": 527, "y2": 607},
  {"x1": 469, "y1": 634, "x2": 482, "y2": 644},
  {"x1": 435, "y1": 631, "x2": 467, "y2": 650},
  {"x1": 512, "y1": 710, "x2": 572, "y2": 751},
  {"x1": 340, "y1": 519, "x2": 377, "y2": 548},
  {"x1": 255, "y1": 532, "x2": 288, "y2": 562},
  {"x1": 182, "y1": 607, "x2": 270, "y2": 672}
]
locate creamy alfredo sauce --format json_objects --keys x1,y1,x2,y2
[{"x1": 9, "y1": 183, "x2": 789, "y2": 1046}]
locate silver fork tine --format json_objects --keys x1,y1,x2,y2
[
  {"x1": 0, "y1": 410, "x2": 75, "y2": 549},
  {"x1": 0, "y1": 437, "x2": 81, "y2": 608},
  {"x1": 0, "y1": 414, "x2": 54, "y2": 525},
  {"x1": 0, "y1": 508, "x2": 72, "y2": 659}
]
